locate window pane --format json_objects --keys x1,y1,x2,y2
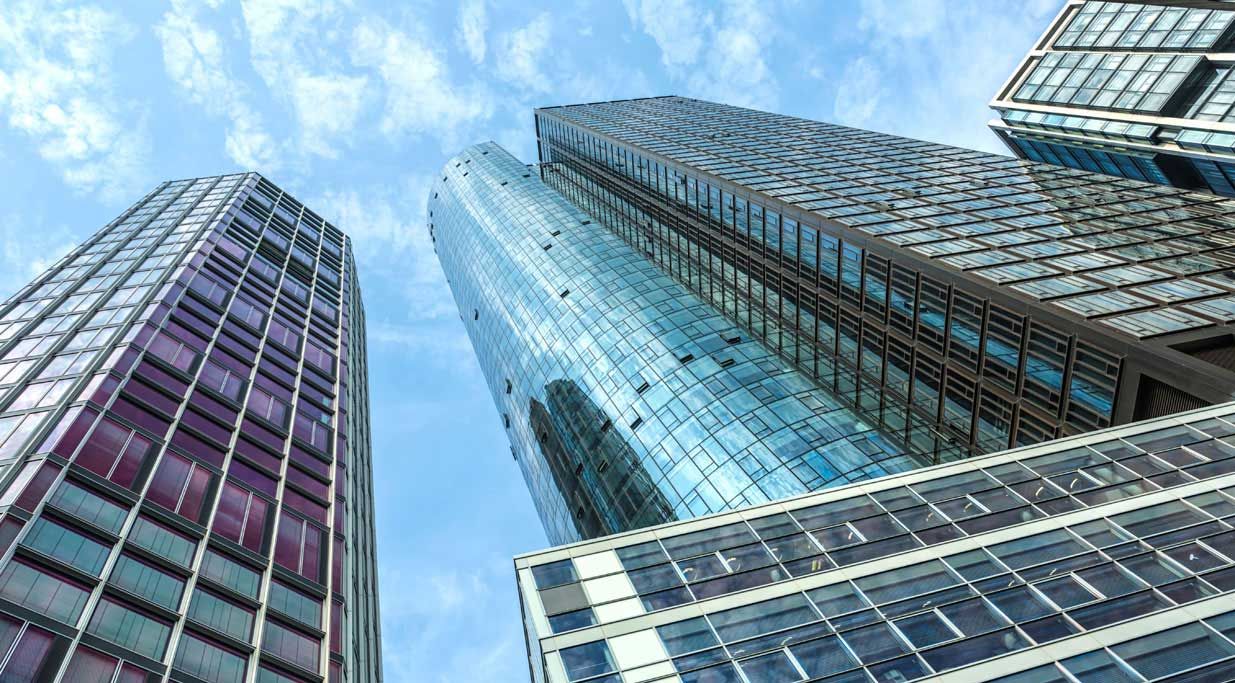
[{"x1": 22, "y1": 516, "x2": 111, "y2": 576}]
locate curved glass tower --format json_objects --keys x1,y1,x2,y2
[{"x1": 429, "y1": 143, "x2": 927, "y2": 544}]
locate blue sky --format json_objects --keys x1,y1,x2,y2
[{"x1": 0, "y1": 0, "x2": 1058, "y2": 679}]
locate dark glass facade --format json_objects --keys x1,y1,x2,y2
[
  {"x1": 517, "y1": 399, "x2": 1235, "y2": 683},
  {"x1": 534, "y1": 95, "x2": 1235, "y2": 466},
  {"x1": 992, "y1": 1, "x2": 1235, "y2": 197},
  {"x1": 429, "y1": 143, "x2": 928, "y2": 546},
  {"x1": 0, "y1": 173, "x2": 380, "y2": 682}
]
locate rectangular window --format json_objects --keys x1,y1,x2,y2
[
  {"x1": 86, "y1": 597, "x2": 171, "y2": 660},
  {"x1": 63, "y1": 646, "x2": 150, "y2": 683},
  {"x1": 186, "y1": 587, "x2": 255, "y2": 642},
  {"x1": 75, "y1": 417, "x2": 154, "y2": 490},
  {"x1": 109, "y1": 554, "x2": 185, "y2": 611},
  {"x1": 128, "y1": 516, "x2": 196, "y2": 567},
  {"x1": 268, "y1": 579, "x2": 322, "y2": 629},
  {"x1": 274, "y1": 511, "x2": 324, "y2": 584},
  {"x1": 21, "y1": 516, "x2": 111, "y2": 576},
  {"x1": 173, "y1": 632, "x2": 247, "y2": 683},
  {"x1": 198, "y1": 549, "x2": 261, "y2": 600},
  {"x1": 47, "y1": 480, "x2": 128, "y2": 534},
  {"x1": 212, "y1": 480, "x2": 272, "y2": 553},
  {"x1": 0, "y1": 559, "x2": 90, "y2": 623},
  {"x1": 261, "y1": 619, "x2": 320, "y2": 673},
  {"x1": 146, "y1": 452, "x2": 216, "y2": 523}
]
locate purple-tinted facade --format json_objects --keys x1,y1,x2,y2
[{"x1": 0, "y1": 173, "x2": 380, "y2": 682}]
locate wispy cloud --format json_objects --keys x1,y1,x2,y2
[
  {"x1": 495, "y1": 13, "x2": 553, "y2": 94},
  {"x1": 350, "y1": 16, "x2": 494, "y2": 151},
  {"x1": 457, "y1": 0, "x2": 488, "y2": 65},
  {"x1": 0, "y1": 2, "x2": 149, "y2": 202},
  {"x1": 239, "y1": 0, "x2": 368, "y2": 159},
  {"x1": 833, "y1": 0, "x2": 1056, "y2": 152},
  {"x1": 155, "y1": 0, "x2": 280, "y2": 171},
  {"x1": 623, "y1": 0, "x2": 779, "y2": 109}
]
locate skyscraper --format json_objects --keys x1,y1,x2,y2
[
  {"x1": 517, "y1": 399, "x2": 1235, "y2": 683},
  {"x1": 429, "y1": 143, "x2": 928, "y2": 546},
  {"x1": 992, "y1": 1, "x2": 1235, "y2": 196},
  {"x1": 534, "y1": 95, "x2": 1235, "y2": 467},
  {"x1": 0, "y1": 173, "x2": 380, "y2": 682}
]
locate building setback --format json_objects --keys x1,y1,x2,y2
[
  {"x1": 0, "y1": 173, "x2": 380, "y2": 681},
  {"x1": 516, "y1": 400, "x2": 1235, "y2": 683},
  {"x1": 992, "y1": 0, "x2": 1235, "y2": 196},
  {"x1": 535, "y1": 95, "x2": 1235, "y2": 466},
  {"x1": 429, "y1": 143, "x2": 929, "y2": 546}
]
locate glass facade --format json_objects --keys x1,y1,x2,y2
[
  {"x1": 0, "y1": 173, "x2": 380, "y2": 682},
  {"x1": 517, "y1": 400, "x2": 1235, "y2": 683},
  {"x1": 534, "y1": 96, "x2": 1235, "y2": 464},
  {"x1": 428, "y1": 143, "x2": 928, "y2": 546},
  {"x1": 993, "y1": 1, "x2": 1235, "y2": 197}
]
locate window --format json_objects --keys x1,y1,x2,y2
[
  {"x1": 109, "y1": 554, "x2": 185, "y2": 610},
  {"x1": 128, "y1": 515, "x2": 196, "y2": 567},
  {"x1": 0, "y1": 411, "x2": 50, "y2": 460},
  {"x1": 63, "y1": 646, "x2": 148, "y2": 683},
  {"x1": 75, "y1": 417, "x2": 154, "y2": 490},
  {"x1": 173, "y1": 632, "x2": 247, "y2": 683},
  {"x1": 248, "y1": 387, "x2": 290, "y2": 428},
  {"x1": 87, "y1": 597, "x2": 172, "y2": 660},
  {"x1": 268, "y1": 579, "x2": 322, "y2": 629},
  {"x1": 198, "y1": 360, "x2": 246, "y2": 402},
  {"x1": 199, "y1": 549, "x2": 261, "y2": 599},
  {"x1": 274, "y1": 511, "x2": 324, "y2": 583},
  {"x1": 0, "y1": 621, "x2": 58, "y2": 682},
  {"x1": 267, "y1": 319, "x2": 301, "y2": 352},
  {"x1": 261, "y1": 619, "x2": 320, "y2": 672},
  {"x1": 47, "y1": 480, "x2": 127, "y2": 533},
  {"x1": 292, "y1": 411, "x2": 331, "y2": 453},
  {"x1": 21, "y1": 517, "x2": 110, "y2": 576},
  {"x1": 146, "y1": 452, "x2": 216, "y2": 523},
  {"x1": 707, "y1": 594, "x2": 819, "y2": 644},
  {"x1": 146, "y1": 331, "x2": 200, "y2": 373},
  {"x1": 304, "y1": 342, "x2": 335, "y2": 376},
  {"x1": 0, "y1": 459, "x2": 60, "y2": 512},
  {"x1": 0, "y1": 559, "x2": 90, "y2": 623},
  {"x1": 560, "y1": 640, "x2": 615, "y2": 681},
  {"x1": 212, "y1": 480, "x2": 271, "y2": 553},
  {"x1": 187, "y1": 588, "x2": 255, "y2": 642}
]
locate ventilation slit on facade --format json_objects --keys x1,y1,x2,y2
[
  {"x1": 473, "y1": 309, "x2": 479, "y2": 320},
  {"x1": 630, "y1": 417, "x2": 643, "y2": 430},
  {"x1": 560, "y1": 289, "x2": 570, "y2": 298},
  {"x1": 599, "y1": 419, "x2": 612, "y2": 433},
  {"x1": 726, "y1": 335, "x2": 741, "y2": 345},
  {"x1": 719, "y1": 358, "x2": 736, "y2": 368},
  {"x1": 678, "y1": 353, "x2": 695, "y2": 363},
  {"x1": 636, "y1": 382, "x2": 650, "y2": 394},
  {"x1": 505, "y1": 379, "x2": 512, "y2": 394},
  {"x1": 503, "y1": 414, "x2": 510, "y2": 428}
]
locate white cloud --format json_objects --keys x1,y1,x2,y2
[
  {"x1": 495, "y1": 13, "x2": 553, "y2": 93},
  {"x1": 457, "y1": 0, "x2": 487, "y2": 64},
  {"x1": 0, "y1": 2, "x2": 148, "y2": 202},
  {"x1": 350, "y1": 17, "x2": 493, "y2": 150},
  {"x1": 239, "y1": 0, "x2": 367, "y2": 158},
  {"x1": 0, "y1": 213, "x2": 79, "y2": 300},
  {"x1": 155, "y1": 0, "x2": 281, "y2": 171},
  {"x1": 624, "y1": 0, "x2": 713, "y2": 69},
  {"x1": 289, "y1": 73, "x2": 369, "y2": 159},
  {"x1": 832, "y1": 57, "x2": 884, "y2": 128},
  {"x1": 835, "y1": 0, "x2": 1058, "y2": 153},
  {"x1": 625, "y1": 0, "x2": 777, "y2": 109},
  {"x1": 686, "y1": 0, "x2": 778, "y2": 109}
]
